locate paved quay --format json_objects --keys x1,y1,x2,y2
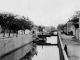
[
  {"x1": 0, "y1": 34, "x2": 33, "y2": 58},
  {"x1": 60, "y1": 33, "x2": 80, "y2": 60}
]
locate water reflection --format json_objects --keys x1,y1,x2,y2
[
  {"x1": 32, "y1": 46, "x2": 59, "y2": 60},
  {"x1": 0, "y1": 42, "x2": 37, "y2": 60},
  {"x1": 20, "y1": 36, "x2": 59, "y2": 60},
  {"x1": 20, "y1": 42, "x2": 37, "y2": 60},
  {"x1": 0, "y1": 36, "x2": 58, "y2": 60},
  {"x1": 19, "y1": 37, "x2": 48, "y2": 60},
  {"x1": 32, "y1": 36, "x2": 59, "y2": 60}
]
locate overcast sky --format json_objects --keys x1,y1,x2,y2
[{"x1": 0, "y1": 0, "x2": 80, "y2": 27}]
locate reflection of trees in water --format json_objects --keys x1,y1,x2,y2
[{"x1": 20, "y1": 43, "x2": 37, "y2": 60}]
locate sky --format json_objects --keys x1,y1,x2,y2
[{"x1": 0, "y1": 0, "x2": 80, "y2": 27}]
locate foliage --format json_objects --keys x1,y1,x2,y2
[
  {"x1": 70, "y1": 11, "x2": 79, "y2": 24},
  {"x1": 37, "y1": 26, "x2": 45, "y2": 32},
  {"x1": 57, "y1": 24, "x2": 65, "y2": 31},
  {"x1": 0, "y1": 12, "x2": 34, "y2": 37}
]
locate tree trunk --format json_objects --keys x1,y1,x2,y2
[
  {"x1": 3, "y1": 29, "x2": 5, "y2": 37},
  {"x1": 24, "y1": 30, "x2": 25, "y2": 34},
  {"x1": 16, "y1": 30, "x2": 18, "y2": 37},
  {"x1": 8, "y1": 30, "x2": 11, "y2": 37},
  {"x1": 13, "y1": 30, "x2": 14, "y2": 36}
]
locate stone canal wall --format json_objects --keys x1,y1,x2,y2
[
  {"x1": 58, "y1": 32, "x2": 69, "y2": 60},
  {"x1": 0, "y1": 34, "x2": 33, "y2": 58}
]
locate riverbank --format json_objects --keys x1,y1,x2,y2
[
  {"x1": 60, "y1": 33, "x2": 80, "y2": 60},
  {"x1": 0, "y1": 34, "x2": 33, "y2": 59}
]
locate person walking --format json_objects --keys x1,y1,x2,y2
[{"x1": 64, "y1": 44, "x2": 68, "y2": 57}]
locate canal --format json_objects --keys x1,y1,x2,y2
[
  {"x1": 0, "y1": 36, "x2": 60, "y2": 60},
  {"x1": 32, "y1": 36, "x2": 59, "y2": 60}
]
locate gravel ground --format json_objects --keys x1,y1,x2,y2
[{"x1": 60, "y1": 34, "x2": 80, "y2": 60}]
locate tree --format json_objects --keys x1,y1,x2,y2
[
  {"x1": 57, "y1": 24, "x2": 65, "y2": 31},
  {"x1": 38, "y1": 26, "x2": 44, "y2": 32},
  {"x1": 0, "y1": 13, "x2": 16, "y2": 37},
  {"x1": 69, "y1": 11, "x2": 79, "y2": 28},
  {"x1": 0, "y1": 12, "x2": 35, "y2": 37},
  {"x1": 70, "y1": 11, "x2": 80, "y2": 23}
]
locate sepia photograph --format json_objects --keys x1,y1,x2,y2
[{"x1": 0, "y1": 0, "x2": 80, "y2": 60}]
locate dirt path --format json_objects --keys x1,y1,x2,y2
[{"x1": 60, "y1": 34, "x2": 80, "y2": 60}]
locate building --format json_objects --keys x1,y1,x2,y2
[
  {"x1": 67, "y1": 18, "x2": 79, "y2": 39},
  {"x1": 73, "y1": 22, "x2": 79, "y2": 39}
]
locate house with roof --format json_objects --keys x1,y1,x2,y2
[{"x1": 67, "y1": 17, "x2": 79, "y2": 39}]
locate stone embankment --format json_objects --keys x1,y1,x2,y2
[{"x1": 0, "y1": 34, "x2": 33, "y2": 58}]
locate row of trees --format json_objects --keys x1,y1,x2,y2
[
  {"x1": 57, "y1": 11, "x2": 80, "y2": 32},
  {"x1": 57, "y1": 24, "x2": 66, "y2": 31},
  {"x1": 0, "y1": 12, "x2": 34, "y2": 37}
]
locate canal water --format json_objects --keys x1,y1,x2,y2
[
  {"x1": 32, "y1": 36, "x2": 59, "y2": 60},
  {"x1": 0, "y1": 36, "x2": 60, "y2": 60}
]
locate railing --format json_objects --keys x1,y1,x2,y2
[{"x1": 57, "y1": 33, "x2": 68, "y2": 60}]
